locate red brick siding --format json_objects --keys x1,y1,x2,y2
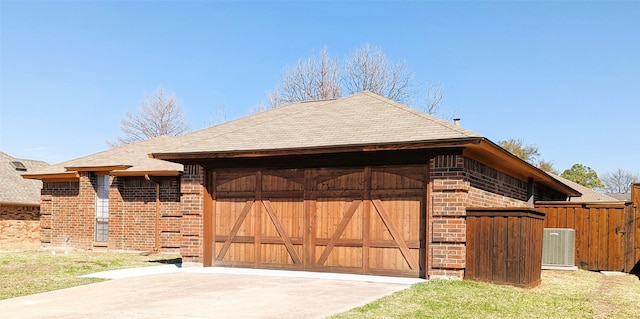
[
  {"x1": 41, "y1": 174, "x2": 181, "y2": 252},
  {"x1": 0, "y1": 204, "x2": 40, "y2": 250},
  {"x1": 41, "y1": 181, "x2": 79, "y2": 246},
  {"x1": 180, "y1": 165, "x2": 205, "y2": 264},
  {"x1": 465, "y1": 158, "x2": 529, "y2": 204},
  {"x1": 109, "y1": 177, "x2": 181, "y2": 252},
  {"x1": 429, "y1": 155, "x2": 468, "y2": 276},
  {"x1": 429, "y1": 155, "x2": 532, "y2": 278}
]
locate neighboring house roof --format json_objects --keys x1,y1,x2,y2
[
  {"x1": 607, "y1": 193, "x2": 631, "y2": 201},
  {"x1": 0, "y1": 152, "x2": 48, "y2": 205},
  {"x1": 152, "y1": 91, "x2": 580, "y2": 197},
  {"x1": 548, "y1": 174, "x2": 620, "y2": 202},
  {"x1": 22, "y1": 135, "x2": 184, "y2": 181}
]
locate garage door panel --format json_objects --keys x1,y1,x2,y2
[
  {"x1": 315, "y1": 170, "x2": 365, "y2": 191},
  {"x1": 261, "y1": 199, "x2": 304, "y2": 238},
  {"x1": 316, "y1": 246, "x2": 363, "y2": 268},
  {"x1": 216, "y1": 174, "x2": 256, "y2": 192},
  {"x1": 370, "y1": 199, "x2": 420, "y2": 271},
  {"x1": 315, "y1": 199, "x2": 363, "y2": 240},
  {"x1": 216, "y1": 199, "x2": 255, "y2": 237},
  {"x1": 371, "y1": 168, "x2": 424, "y2": 190},
  {"x1": 216, "y1": 242, "x2": 255, "y2": 263},
  {"x1": 370, "y1": 247, "x2": 419, "y2": 271},
  {"x1": 370, "y1": 198, "x2": 421, "y2": 242},
  {"x1": 262, "y1": 171, "x2": 304, "y2": 191},
  {"x1": 260, "y1": 243, "x2": 304, "y2": 265}
]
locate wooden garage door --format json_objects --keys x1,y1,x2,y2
[{"x1": 209, "y1": 165, "x2": 426, "y2": 277}]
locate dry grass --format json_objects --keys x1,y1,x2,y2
[
  {"x1": 331, "y1": 270, "x2": 640, "y2": 319},
  {"x1": 0, "y1": 250, "x2": 180, "y2": 300}
]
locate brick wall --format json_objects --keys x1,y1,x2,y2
[
  {"x1": 180, "y1": 165, "x2": 205, "y2": 264},
  {"x1": 41, "y1": 174, "x2": 181, "y2": 252},
  {"x1": 428, "y1": 155, "x2": 530, "y2": 278},
  {"x1": 41, "y1": 180, "x2": 81, "y2": 248},
  {"x1": 109, "y1": 177, "x2": 181, "y2": 252},
  {"x1": 429, "y1": 154, "x2": 468, "y2": 278},
  {"x1": 0, "y1": 204, "x2": 40, "y2": 250}
]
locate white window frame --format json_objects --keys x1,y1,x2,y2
[{"x1": 95, "y1": 174, "x2": 109, "y2": 242}]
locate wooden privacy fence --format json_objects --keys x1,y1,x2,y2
[
  {"x1": 465, "y1": 208, "x2": 545, "y2": 288},
  {"x1": 535, "y1": 201, "x2": 636, "y2": 273}
]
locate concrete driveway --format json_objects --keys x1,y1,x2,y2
[{"x1": 0, "y1": 266, "x2": 422, "y2": 319}]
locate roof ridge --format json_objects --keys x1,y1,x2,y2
[{"x1": 360, "y1": 91, "x2": 478, "y2": 137}]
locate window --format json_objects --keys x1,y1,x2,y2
[{"x1": 95, "y1": 175, "x2": 109, "y2": 242}]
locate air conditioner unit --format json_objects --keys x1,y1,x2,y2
[{"x1": 542, "y1": 228, "x2": 576, "y2": 269}]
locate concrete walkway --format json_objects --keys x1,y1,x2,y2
[{"x1": 1, "y1": 266, "x2": 424, "y2": 319}]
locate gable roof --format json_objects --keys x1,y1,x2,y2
[
  {"x1": 0, "y1": 152, "x2": 48, "y2": 205},
  {"x1": 549, "y1": 174, "x2": 619, "y2": 202},
  {"x1": 152, "y1": 91, "x2": 580, "y2": 197},
  {"x1": 22, "y1": 135, "x2": 184, "y2": 181},
  {"x1": 153, "y1": 91, "x2": 481, "y2": 158}
]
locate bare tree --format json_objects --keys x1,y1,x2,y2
[
  {"x1": 343, "y1": 44, "x2": 414, "y2": 104},
  {"x1": 269, "y1": 47, "x2": 341, "y2": 108},
  {"x1": 602, "y1": 168, "x2": 639, "y2": 193},
  {"x1": 108, "y1": 87, "x2": 190, "y2": 147},
  {"x1": 256, "y1": 44, "x2": 439, "y2": 114},
  {"x1": 423, "y1": 81, "x2": 446, "y2": 115}
]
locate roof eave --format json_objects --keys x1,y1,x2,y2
[
  {"x1": 21, "y1": 172, "x2": 80, "y2": 181},
  {"x1": 463, "y1": 140, "x2": 582, "y2": 197},
  {"x1": 0, "y1": 201, "x2": 40, "y2": 206},
  {"x1": 64, "y1": 165, "x2": 132, "y2": 172},
  {"x1": 151, "y1": 137, "x2": 485, "y2": 161},
  {"x1": 110, "y1": 170, "x2": 181, "y2": 177}
]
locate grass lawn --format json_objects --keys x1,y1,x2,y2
[
  {"x1": 0, "y1": 250, "x2": 180, "y2": 300},
  {"x1": 331, "y1": 270, "x2": 640, "y2": 319}
]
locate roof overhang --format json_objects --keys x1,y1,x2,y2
[
  {"x1": 22, "y1": 167, "x2": 181, "y2": 181},
  {"x1": 0, "y1": 201, "x2": 40, "y2": 207},
  {"x1": 463, "y1": 140, "x2": 581, "y2": 197},
  {"x1": 110, "y1": 170, "x2": 181, "y2": 177},
  {"x1": 151, "y1": 137, "x2": 485, "y2": 162},
  {"x1": 151, "y1": 136, "x2": 580, "y2": 197},
  {"x1": 64, "y1": 165, "x2": 132, "y2": 172},
  {"x1": 22, "y1": 172, "x2": 80, "y2": 182}
]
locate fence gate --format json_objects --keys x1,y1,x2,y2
[{"x1": 535, "y1": 202, "x2": 635, "y2": 272}]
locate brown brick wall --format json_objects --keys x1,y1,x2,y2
[
  {"x1": 429, "y1": 154, "x2": 468, "y2": 277},
  {"x1": 40, "y1": 174, "x2": 181, "y2": 252},
  {"x1": 109, "y1": 177, "x2": 181, "y2": 252},
  {"x1": 180, "y1": 165, "x2": 205, "y2": 264},
  {"x1": 0, "y1": 204, "x2": 40, "y2": 250},
  {"x1": 428, "y1": 154, "x2": 530, "y2": 278}
]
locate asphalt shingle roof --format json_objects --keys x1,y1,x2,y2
[
  {"x1": 157, "y1": 91, "x2": 480, "y2": 155},
  {"x1": 0, "y1": 152, "x2": 48, "y2": 205},
  {"x1": 23, "y1": 135, "x2": 183, "y2": 178},
  {"x1": 550, "y1": 174, "x2": 620, "y2": 202}
]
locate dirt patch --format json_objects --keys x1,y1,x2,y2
[{"x1": 588, "y1": 272, "x2": 640, "y2": 319}]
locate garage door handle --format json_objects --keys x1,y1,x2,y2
[{"x1": 615, "y1": 227, "x2": 625, "y2": 235}]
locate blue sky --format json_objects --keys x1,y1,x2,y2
[{"x1": 1, "y1": 1, "x2": 638, "y2": 177}]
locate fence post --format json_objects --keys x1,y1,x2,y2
[{"x1": 624, "y1": 203, "x2": 635, "y2": 272}]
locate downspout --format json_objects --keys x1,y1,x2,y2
[{"x1": 145, "y1": 174, "x2": 160, "y2": 252}]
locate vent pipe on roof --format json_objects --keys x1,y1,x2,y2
[{"x1": 453, "y1": 118, "x2": 460, "y2": 126}]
